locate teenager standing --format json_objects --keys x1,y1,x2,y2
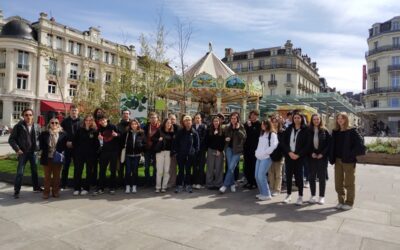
[
  {"x1": 243, "y1": 110, "x2": 261, "y2": 189},
  {"x1": 205, "y1": 116, "x2": 225, "y2": 189}
]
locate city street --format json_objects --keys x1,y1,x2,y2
[{"x1": 0, "y1": 163, "x2": 399, "y2": 250}]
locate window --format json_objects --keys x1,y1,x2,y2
[
  {"x1": 287, "y1": 58, "x2": 292, "y2": 67},
  {"x1": 248, "y1": 61, "x2": 253, "y2": 71},
  {"x1": 104, "y1": 52, "x2": 110, "y2": 64},
  {"x1": 270, "y1": 88, "x2": 276, "y2": 96},
  {"x1": 270, "y1": 74, "x2": 275, "y2": 81},
  {"x1": 47, "y1": 34, "x2": 53, "y2": 47},
  {"x1": 16, "y1": 75, "x2": 28, "y2": 89},
  {"x1": 258, "y1": 75, "x2": 263, "y2": 82},
  {"x1": 48, "y1": 81, "x2": 56, "y2": 94},
  {"x1": 70, "y1": 63, "x2": 78, "y2": 79},
  {"x1": 87, "y1": 46, "x2": 93, "y2": 59},
  {"x1": 111, "y1": 54, "x2": 115, "y2": 64},
  {"x1": 105, "y1": 72, "x2": 112, "y2": 83},
  {"x1": 0, "y1": 73, "x2": 5, "y2": 89},
  {"x1": 49, "y1": 58, "x2": 57, "y2": 75},
  {"x1": 391, "y1": 72, "x2": 400, "y2": 87},
  {"x1": 373, "y1": 26, "x2": 379, "y2": 35},
  {"x1": 373, "y1": 77, "x2": 378, "y2": 89},
  {"x1": 393, "y1": 37, "x2": 400, "y2": 47},
  {"x1": 13, "y1": 102, "x2": 30, "y2": 120},
  {"x1": 286, "y1": 89, "x2": 291, "y2": 96},
  {"x1": 259, "y1": 59, "x2": 265, "y2": 68},
  {"x1": 69, "y1": 84, "x2": 77, "y2": 97},
  {"x1": 392, "y1": 56, "x2": 400, "y2": 65},
  {"x1": 236, "y1": 63, "x2": 242, "y2": 71},
  {"x1": 390, "y1": 98, "x2": 399, "y2": 107},
  {"x1": 287, "y1": 73, "x2": 292, "y2": 82},
  {"x1": 56, "y1": 36, "x2": 63, "y2": 50},
  {"x1": 89, "y1": 68, "x2": 95, "y2": 82},
  {"x1": 0, "y1": 50, "x2": 6, "y2": 68},
  {"x1": 373, "y1": 60, "x2": 378, "y2": 68},
  {"x1": 372, "y1": 100, "x2": 379, "y2": 108},
  {"x1": 271, "y1": 58, "x2": 277, "y2": 68},
  {"x1": 76, "y1": 43, "x2": 82, "y2": 56},
  {"x1": 94, "y1": 48, "x2": 100, "y2": 61},
  {"x1": 374, "y1": 41, "x2": 378, "y2": 49},
  {"x1": 17, "y1": 51, "x2": 29, "y2": 70},
  {"x1": 68, "y1": 41, "x2": 74, "y2": 54},
  {"x1": 393, "y1": 21, "x2": 400, "y2": 31}
]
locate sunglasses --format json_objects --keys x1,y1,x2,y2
[{"x1": 50, "y1": 122, "x2": 59, "y2": 125}]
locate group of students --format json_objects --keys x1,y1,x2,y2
[{"x1": 8, "y1": 106, "x2": 365, "y2": 210}]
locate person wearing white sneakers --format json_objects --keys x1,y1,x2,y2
[
  {"x1": 280, "y1": 112, "x2": 310, "y2": 205},
  {"x1": 254, "y1": 120, "x2": 278, "y2": 201},
  {"x1": 307, "y1": 114, "x2": 331, "y2": 205},
  {"x1": 269, "y1": 115, "x2": 285, "y2": 197},
  {"x1": 219, "y1": 112, "x2": 246, "y2": 194},
  {"x1": 329, "y1": 112, "x2": 366, "y2": 210},
  {"x1": 121, "y1": 119, "x2": 146, "y2": 194}
]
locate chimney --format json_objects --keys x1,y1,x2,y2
[{"x1": 225, "y1": 48, "x2": 233, "y2": 57}]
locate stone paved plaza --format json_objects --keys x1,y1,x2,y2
[{"x1": 0, "y1": 163, "x2": 400, "y2": 250}]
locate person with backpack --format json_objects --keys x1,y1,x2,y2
[
  {"x1": 254, "y1": 120, "x2": 278, "y2": 200},
  {"x1": 329, "y1": 112, "x2": 365, "y2": 210},
  {"x1": 152, "y1": 118, "x2": 175, "y2": 193},
  {"x1": 280, "y1": 111, "x2": 310, "y2": 205},
  {"x1": 307, "y1": 114, "x2": 331, "y2": 205},
  {"x1": 268, "y1": 115, "x2": 285, "y2": 196}
]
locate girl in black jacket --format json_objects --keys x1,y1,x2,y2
[
  {"x1": 152, "y1": 118, "x2": 175, "y2": 193},
  {"x1": 73, "y1": 115, "x2": 99, "y2": 196},
  {"x1": 39, "y1": 118, "x2": 67, "y2": 199},
  {"x1": 329, "y1": 112, "x2": 365, "y2": 210},
  {"x1": 280, "y1": 112, "x2": 310, "y2": 205},
  {"x1": 205, "y1": 116, "x2": 225, "y2": 189},
  {"x1": 121, "y1": 119, "x2": 146, "y2": 194},
  {"x1": 307, "y1": 114, "x2": 331, "y2": 205}
]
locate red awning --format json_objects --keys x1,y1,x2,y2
[{"x1": 40, "y1": 100, "x2": 71, "y2": 113}]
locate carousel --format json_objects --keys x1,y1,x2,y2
[{"x1": 160, "y1": 44, "x2": 262, "y2": 121}]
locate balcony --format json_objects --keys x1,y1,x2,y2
[
  {"x1": 366, "y1": 86, "x2": 400, "y2": 95},
  {"x1": 68, "y1": 74, "x2": 81, "y2": 81},
  {"x1": 0, "y1": 62, "x2": 5, "y2": 69},
  {"x1": 388, "y1": 65, "x2": 400, "y2": 71},
  {"x1": 284, "y1": 82, "x2": 294, "y2": 88},
  {"x1": 268, "y1": 80, "x2": 277, "y2": 87},
  {"x1": 365, "y1": 44, "x2": 400, "y2": 57},
  {"x1": 368, "y1": 67, "x2": 380, "y2": 74},
  {"x1": 47, "y1": 69, "x2": 61, "y2": 77},
  {"x1": 16, "y1": 63, "x2": 29, "y2": 71}
]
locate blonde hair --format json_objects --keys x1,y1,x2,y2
[
  {"x1": 47, "y1": 118, "x2": 63, "y2": 133},
  {"x1": 182, "y1": 115, "x2": 192, "y2": 122},
  {"x1": 335, "y1": 112, "x2": 351, "y2": 131}
]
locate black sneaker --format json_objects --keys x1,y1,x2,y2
[
  {"x1": 13, "y1": 192, "x2": 19, "y2": 199},
  {"x1": 186, "y1": 185, "x2": 193, "y2": 193},
  {"x1": 33, "y1": 186, "x2": 44, "y2": 192}
]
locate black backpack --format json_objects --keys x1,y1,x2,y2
[{"x1": 269, "y1": 132, "x2": 283, "y2": 161}]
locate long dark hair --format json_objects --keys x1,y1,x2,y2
[
  {"x1": 129, "y1": 119, "x2": 143, "y2": 133},
  {"x1": 209, "y1": 116, "x2": 223, "y2": 136},
  {"x1": 160, "y1": 118, "x2": 174, "y2": 133},
  {"x1": 291, "y1": 112, "x2": 306, "y2": 127},
  {"x1": 93, "y1": 108, "x2": 105, "y2": 120},
  {"x1": 230, "y1": 112, "x2": 240, "y2": 125},
  {"x1": 260, "y1": 120, "x2": 276, "y2": 135}
]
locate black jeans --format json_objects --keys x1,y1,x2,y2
[
  {"x1": 61, "y1": 148, "x2": 76, "y2": 188},
  {"x1": 144, "y1": 151, "x2": 156, "y2": 185},
  {"x1": 98, "y1": 151, "x2": 118, "y2": 190},
  {"x1": 176, "y1": 154, "x2": 194, "y2": 186},
  {"x1": 125, "y1": 156, "x2": 140, "y2": 186},
  {"x1": 243, "y1": 151, "x2": 257, "y2": 186},
  {"x1": 285, "y1": 157, "x2": 303, "y2": 196},
  {"x1": 193, "y1": 149, "x2": 206, "y2": 185},
  {"x1": 15, "y1": 152, "x2": 39, "y2": 193},
  {"x1": 309, "y1": 157, "x2": 328, "y2": 197},
  {"x1": 74, "y1": 155, "x2": 96, "y2": 191}
]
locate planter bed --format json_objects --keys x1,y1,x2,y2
[{"x1": 357, "y1": 152, "x2": 400, "y2": 166}]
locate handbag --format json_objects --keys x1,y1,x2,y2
[
  {"x1": 53, "y1": 151, "x2": 65, "y2": 164},
  {"x1": 120, "y1": 132, "x2": 129, "y2": 163}
]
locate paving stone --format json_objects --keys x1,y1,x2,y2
[{"x1": 360, "y1": 238, "x2": 400, "y2": 250}]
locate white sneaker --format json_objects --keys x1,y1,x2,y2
[
  {"x1": 80, "y1": 190, "x2": 88, "y2": 196},
  {"x1": 304, "y1": 181, "x2": 309, "y2": 188},
  {"x1": 271, "y1": 191, "x2": 279, "y2": 197},
  {"x1": 283, "y1": 195, "x2": 292, "y2": 204},
  {"x1": 258, "y1": 195, "x2": 272, "y2": 201},
  {"x1": 309, "y1": 196, "x2": 317, "y2": 204},
  {"x1": 318, "y1": 197, "x2": 325, "y2": 205},
  {"x1": 125, "y1": 185, "x2": 131, "y2": 194},
  {"x1": 132, "y1": 186, "x2": 137, "y2": 193},
  {"x1": 219, "y1": 186, "x2": 227, "y2": 194},
  {"x1": 73, "y1": 190, "x2": 80, "y2": 196},
  {"x1": 155, "y1": 189, "x2": 160, "y2": 193},
  {"x1": 341, "y1": 204, "x2": 353, "y2": 210},
  {"x1": 256, "y1": 194, "x2": 262, "y2": 199},
  {"x1": 296, "y1": 196, "x2": 303, "y2": 206},
  {"x1": 336, "y1": 203, "x2": 344, "y2": 209},
  {"x1": 230, "y1": 185, "x2": 236, "y2": 193}
]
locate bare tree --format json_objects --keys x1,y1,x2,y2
[{"x1": 175, "y1": 17, "x2": 193, "y2": 113}]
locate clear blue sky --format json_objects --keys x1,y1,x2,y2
[{"x1": 2, "y1": 0, "x2": 399, "y2": 92}]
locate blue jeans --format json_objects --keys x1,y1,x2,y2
[
  {"x1": 255, "y1": 158, "x2": 272, "y2": 196},
  {"x1": 144, "y1": 151, "x2": 156, "y2": 184},
  {"x1": 15, "y1": 152, "x2": 39, "y2": 192},
  {"x1": 125, "y1": 156, "x2": 140, "y2": 186},
  {"x1": 223, "y1": 147, "x2": 241, "y2": 187}
]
